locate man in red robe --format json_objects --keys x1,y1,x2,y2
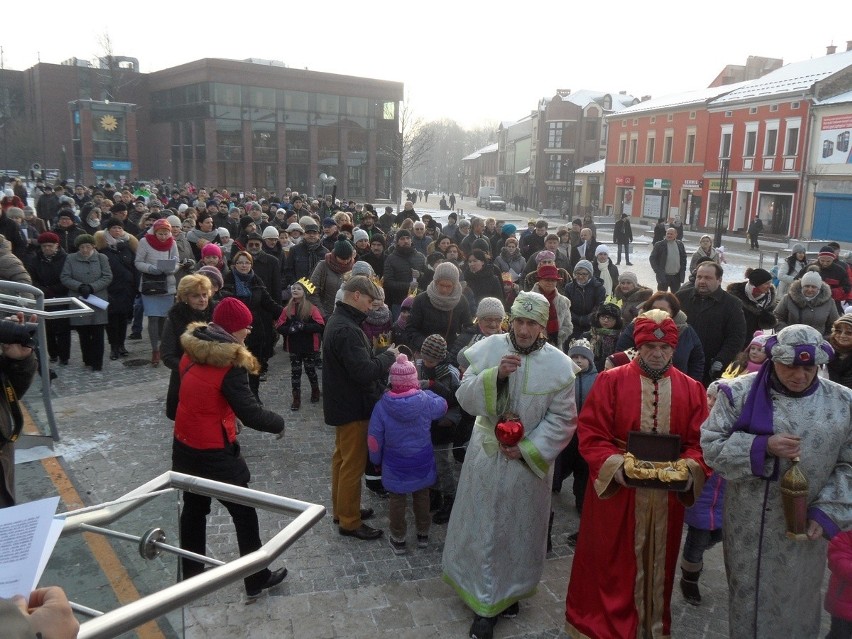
[{"x1": 565, "y1": 309, "x2": 709, "y2": 639}]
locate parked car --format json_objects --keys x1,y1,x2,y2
[
  {"x1": 477, "y1": 186, "x2": 497, "y2": 207},
  {"x1": 487, "y1": 195, "x2": 507, "y2": 211}
]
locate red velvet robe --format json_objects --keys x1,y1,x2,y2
[{"x1": 565, "y1": 359, "x2": 709, "y2": 639}]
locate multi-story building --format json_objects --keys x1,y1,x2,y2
[
  {"x1": 1, "y1": 56, "x2": 403, "y2": 199},
  {"x1": 496, "y1": 115, "x2": 532, "y2": 207},
  {"x1": 602, "y1": 85, "x2": 744, "y2": 224},
  {"x1": 462, "y1": 143, "x2": 498, "y2": 199},
  {"x1": 529, "y1": 89, "x2": 638, "y2": 213},
  {"x1": 805, "y1": 88, "x2": 852, "y2": 242},
  {"x1": 704, "y1": 46, "x2": 852, "y2": 238}
]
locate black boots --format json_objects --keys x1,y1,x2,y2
[
  {"x1": 310, "y1": 382, "x2": 320, "y2": 403},
  {"x1": 680, "y1": 568, "x2": 702, "y2": 605},
  {"x1": 290, "y1": 390, "x2": 301, "y2": 411}
]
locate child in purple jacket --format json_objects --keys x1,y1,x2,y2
[{"x1": 368, "y1": 354, "x2": 447, "y2": 556}]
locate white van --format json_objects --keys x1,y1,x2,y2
[{"x1": 477, "y1": 186, "x2": 497, "y2": 207}]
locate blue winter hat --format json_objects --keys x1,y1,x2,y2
[
  {"x1": 322, "y1": 217, "x2": 337, "y2": 228},
  {"x1": 502, "y1": 224, "x2": 517, "y2": 236}
]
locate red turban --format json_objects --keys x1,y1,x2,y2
[{"x1": 633, "y1": 310, "x2": 679, "y2": 349}]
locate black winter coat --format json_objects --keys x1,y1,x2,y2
[
  {"x1": 53, "y1": 224, "x2": 84, "y2": 254},
  {"x1": 403, "y1": 292, "x2": 472, "y2": 353},
  {"x1": 564, "y1": 278, "x2": 606, "y2": 338},
  {"x1": 99, "y1": 242, "x2": 137, "y2": 315},
  {"x1": 25, "y1": 248, "x2": 68, "y2": 298},
  {"x1": 221, "y1": 271, "x2": 283, "y2": 362},
  {"x1": 676, "y1": 285, "x2": 746, "y2": 384},
  {"x1": 283, "y1": 240, "x2": 327, "y2": 287},
  {"x1": 383, "y1": 247, "x2": 427, "y2": 307},
  {"x1": 462, "y1": 265, "x2": 504, "y2": 308},
  {"x1": 321, "y1": 301, "x2": 395, "y2": 425}
]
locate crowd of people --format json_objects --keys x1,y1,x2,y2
[{"x1": 1, "y1": 179, "x2": 852, "y2": 639}]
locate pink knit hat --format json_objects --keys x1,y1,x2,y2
[
  {"x1": 389, "y1": 354, "x2": 419, "y2": 393},
  {"x1": 201, "y1": 243, "x2": 222, "y2": 259}
]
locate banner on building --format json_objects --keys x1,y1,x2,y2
[{"x1": 817, "y1": 114, "x2": 852, "y2": 164}]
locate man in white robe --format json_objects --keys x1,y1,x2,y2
[
  {"x1": 442, "y1": 291, "x2": 577, "y2": 639},
  {"x1": 702, "y1": 324, "x2": 852, "y2": 639}
]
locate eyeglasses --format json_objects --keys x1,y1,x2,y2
[{"x1": 235, "y1": 261, "x2": 251, "y2": 266}]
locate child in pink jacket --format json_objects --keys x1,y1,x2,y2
[{"x1": 826, "y1": 530, "x2": 852, "y2": 639}]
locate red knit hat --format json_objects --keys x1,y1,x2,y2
[
  {"x1": 536, "y1": 264, "x2": 562, "y2": 281},
  {"x1": 389, "y1": 354, "x2": 419, "y2": 393},
  {"x1": 212, "y1": 297, "x2": 253, "y2": 334},
  {"x1": 38, "y1": 232, "x2": 61, "y2": 244}
]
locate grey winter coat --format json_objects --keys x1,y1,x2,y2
[
  {"x1": 60, "y1": 249, "x2": 112, "y2": 326},
  {"x1": 773, "y1": 280, "x2": 839, "y2": 336}
]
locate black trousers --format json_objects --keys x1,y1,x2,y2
[
  {"x1": 76, "y1": 325, "x2": 105, "y2": 369},
  {"x1": 656, "y1": 274, "x2": 682, "y2": 293},
  {"x1": 106, "y1": 311, "x2": 127, "y2": 349},
  {"x1": 46, "y1": 318, "x2": 71, "y2": 361},
  {"x1": 179, "y1": 489, "x2": 271, "y2": 592}
]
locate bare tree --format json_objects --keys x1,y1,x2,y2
[
  {"x1": 379, "y1": 95, "x2": 436, "y2": 206},
  {"x1": 95, "y1": 31, "x2": 139, "y2": 102}
]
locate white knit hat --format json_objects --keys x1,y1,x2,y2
[{"x1": 476, "y1": 297, "x2": 505, "y2": 320}]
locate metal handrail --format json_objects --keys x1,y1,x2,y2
[
  {"x1": 60, "y1": 472, "x2": 325, "y2": 639},
  {"x1": 0, "y1": 281, "x2": 94, "y2": 440}
]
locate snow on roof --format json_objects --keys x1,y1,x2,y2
[
  {"x1": 462, "y1": 142, "x2": 498, "y2": 161},
  {"x1": 712, "y1": 49, "x2": 852, "y2": 105},
  {"x1": 575, "y1": 159, "x2": 605, "y2": 174},
  {"x1": 560, "y1": 89, "x2": 639, "y2": 112},
  {"x1": 815, "y1": 89, "x2": 852, "y2": 106},
  {"x1": 611, "y1": 83, "x2": 749, "y2": 117}
]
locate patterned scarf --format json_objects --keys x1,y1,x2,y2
[
  {"x1": 637, "y1": 356, "x2": 672, "y2": 381},
  {"x1": 232, "y1": 269, "x2": 254, "y2": 299},
  {"x1": 508, "y1": 326, "x2": 547, "y2": 355}
]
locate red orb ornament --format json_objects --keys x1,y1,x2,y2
[{"x1": 495, "y1": 418, "x2": 524, "y2": 446}]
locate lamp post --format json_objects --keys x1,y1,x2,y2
[
  {"x1": 564, "y1": 159, "x2": 576, "y2": 220},
  {"x1": 713, "y1": 159, "x2": 729, "y2": 248}
]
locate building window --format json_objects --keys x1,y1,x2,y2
[
  {"x1": 685, "y1": 132, "x2": 696, "y2": 163},
  {"x1": 216, "y1": 122, "x2": 243, "y2": 161},
  {"x1": 646, "y1": 135, "x2": 656, "y2": 164},
  {"x1": 629, "y1": 137, "x2": 638, "y2": 164},
  {"x1": 785, "y1": 125, "x2": 799, "y2": 155},
  {"x1": 667, "y1": 114, "x2": 673, "y2": 122},
  {"x1": 725, "y1": 111, "x2": 732, "y2": 117},
  {"x1": 632, "y1": 118, "x2": 638, "y2": 125},
  {"x1": 548, "y1": 154, "x2": 563, "y2": 181},
  {"x1": 689, "y1": 111, "x2": 696, "y2": 119},
  {"x1": 770, "y1": 104, "x2": 778, "y2": 112},
  {"x1": 252, "y1": 126, "x2": 277, "y2": 162},
  {"x1": 650, "y1": 116, "x2": 656, "y2": 124},
  {"x1": 744, "y1": 129, "x2": 757, "y2": 157},
  {"x1": 791, "y1": 101, "x2": 800, "y2": 109},
  {"x1": 547, "y1": 121, "x2": 564, "y2": 149},
  {"x1": 720, "y1": 125, "x2": 733, "y2": 159},
  {"x1": 749, "y1": 107, "x2": 758, "y2": 114},
  {"x1": 663, "y1": 135, "x2": 673, "y2": 163},
  {"x1": 622, "y1": 119, "x2": 627, "y2": 127},
  {"x1": 765, "y1": 123, "x2": 779, "y2": 156},
  {"x1": 618, "y1": 137, "x2": 627, "y2": 163}
]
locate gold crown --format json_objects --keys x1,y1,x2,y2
[{"x1": 295, "y1": 277, "x2": 316, "y2": 295}]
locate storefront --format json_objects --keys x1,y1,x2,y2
[
  {"x1": 641, "y1": 178, "x2": 671, "y2": 222},
  {"x1": 614, "y1": 175, "x2": 635, "y2": 217},
  {"x1": 680, "y1": 179, "x2": 703, "y2": 229},
  {"x1": 705, "y1": 177, "x2": 733, "y2": 231},
  {"x1": 756, "y1": 179, "x2": 797, "y2": 235}
]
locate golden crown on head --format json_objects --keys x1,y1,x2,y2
[{"x1": 295, "y1": 277, "x2": 316, "y2": 295}]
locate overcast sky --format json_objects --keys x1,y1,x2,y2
[{"x1": 1, "y1": 1, "x2": 844, "y2": 129}]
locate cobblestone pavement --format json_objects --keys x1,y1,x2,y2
[{"x1": 15, "y1": 208, "x2": 829, "y2": 638}]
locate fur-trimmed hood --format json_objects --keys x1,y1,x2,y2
[
  {"x1": 180, "y1": 321, "x2": 260, "y2": 374},
  {"x1": 786, "y1": 279, "x2": 832, "y2": 307},
  {"x1": 94, "y1": 228, "x2": 139, "y2": 252}
]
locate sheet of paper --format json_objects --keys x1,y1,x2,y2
[
  {"x1": 82, "y1": 294, "x2": 109, "y2": 310},
  {"x1": 0, "y1": 496, "x2": 61, "y2": 599}
]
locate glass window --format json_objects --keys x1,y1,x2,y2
[
  {"x1": 646, "y1": 135, "x2": 656, "y2": 163},
  {"x1": 252, "y1": 123, "x2": 277, "y2": 162},
  {"x1": 720, "y1": 132, "x2": 732, "y2": 158},
  {"x1": 316, "y1": 93, "x2": 339, "y2": 114},
  {"x1": 765, "y1": 127, "x2": 778, "y2": 156},
  {"x1": 548, "y1": 154, "x2": 563, "y2": 181},
  {"x1": 245, "y1": 87, "x2": 275, "y2": 109},
  {"x1": 744, "y1": 130, "x2": 757, "y2": 157},
  {"x1": 218, "y1": 162, "x2": 242, "y2": 191},
  {"x1": 281, "y1": 90, "x2": 309, "y2": 111},
  {"x1": 663, "y1": 135, "x2": 673, "y2": 163},
  {"x1": 286, "y1": 163, "x2": 309, "y2": 194},
  {"x1": 547, "y1": 122, "x2": 564, "y2": 149},
  {"x1": 629, "y1": 138, "x2": 638, "y2": 164},
  {"x1": 785, "y1": 125, "x2": 799, "y2": 156},
  {"x1": 253, "y1": 163, "x2": 276, "y2": 192},
  {"x1": 284, "y1": 112, "x2": 309, "y2": 127},
  {"x1": 381, "y1": 101, "x2": 396, "y2": 120},
  {"x1": 213, "y1": 83, "x2": 241, "y2": 107},
  {"x1": 686, "y1": 133, "x2": 696, "y2": 163},
  {"x1": 216, "y1": 121, "x2": 243, "y2": 162},
  {"x1": 344, "y1": 97, "x2": 369, "y2": 118},
  {"x1": 618, "y1": 137, "x2": 627, "y2": 163}
]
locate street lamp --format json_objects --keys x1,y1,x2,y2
[{"x1": 713, "y1": 159, "x2": 729, "y2": 248}]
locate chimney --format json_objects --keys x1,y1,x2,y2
[
  {"x1": 827, "y1": 44, "x2": 837, "y2": 54},
  {"x1": 847, "y1": 40, "x2": 852, "y2": 52},
  {"x1": 641, "y1": 95, "x2": 652, "y2": 102}
]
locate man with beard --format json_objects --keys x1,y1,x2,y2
[
  {"x1": 565, "y1": 310, "x2": 709, "y2": 639},
  {"x1": 383, "y1": 229, "x2": 426, "y2": 317},
  {"x1": 443, "y1": 291, "x2": 576, "y2": 639},
  {"x1": 283, "y1": 222, "x2": 328, "y2": 289},
  {"x1": 356, "y1": 210, "x2": 384, "y2": 243}
]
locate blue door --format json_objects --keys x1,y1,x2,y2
[{"x1": 813, "y1": 194, "x2": 852, "y2": 243}]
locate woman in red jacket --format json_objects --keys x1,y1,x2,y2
[{"x1": 173, "y1": 297, "x2": 287, "y2": 598}]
